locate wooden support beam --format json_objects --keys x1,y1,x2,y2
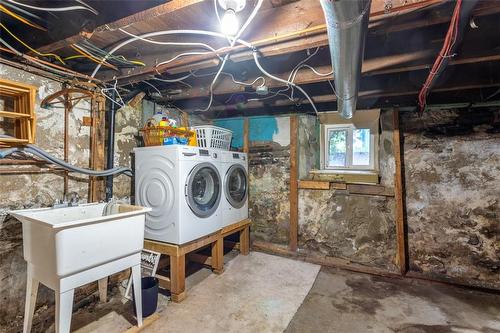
[
  {"x1": 289, "y1": 115, "x2": 298, "y2": 252},
  {"x1": 168, "y1": 49, "x2": 500, "y2": 101},
  {"x1": 243, "y1": 118, "x2": 249, "y2": 154},
  {"x1": 393, "y1": 109, "x2": 407, "y2": 276},
  {"x1": 98, "y1": 0, "x2": 476, "y2": 84},
  {"x1": 37, "y1": 0, "x2": 205, "y2": 53},
  {"x1": 347, "y1": 184, "x2": 394, "y2": 197},
  {"x1": 192, "y1": 80, "x2": 500, "y2": 112},
  {"x1": 89, "y1": 95, "x2": 106, "y2": 202}
]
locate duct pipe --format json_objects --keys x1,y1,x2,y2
[{"x1": 320, "y1": 0, "x2": 371, "y2": 119}]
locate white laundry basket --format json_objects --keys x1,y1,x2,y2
[{"x1": 193, "y1": 125, "x2": 232, "y2": 150}]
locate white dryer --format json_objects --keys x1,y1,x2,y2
[
  {"x1": 220, "y1": 151, "x2": 249, "y2": 227},
  {"x1": 134, "y1": 145, "x2": 223, "y2": 244}
]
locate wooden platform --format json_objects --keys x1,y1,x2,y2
[{"x1": 143, "y1": 219, "x2": 251, "y2": 303}]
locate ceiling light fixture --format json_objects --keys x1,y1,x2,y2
[{"x1": 217, "y1": 0, "x2": 246, "y2": 36}]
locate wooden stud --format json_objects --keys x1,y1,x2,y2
[
  {"x1": 243, "y1": 118, "x2": 249, "y2": 154},
  {"x1": 393, "y1": 108, "x2": 407, "y2": 275},
  {"x1": 289, "y1": 115, "x2": 298, "y2": 252}
]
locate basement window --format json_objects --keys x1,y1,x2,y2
[{"x1": 319, "y1": 109, "x2": 379, "y2": 175}]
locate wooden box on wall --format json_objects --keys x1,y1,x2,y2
[{"x1": 0, "y1": 79, "x2": 37, "y2": 147}]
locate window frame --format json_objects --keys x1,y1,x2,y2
[{"x1": 321, "y1": 122, "x2": 378, "y2": 172}]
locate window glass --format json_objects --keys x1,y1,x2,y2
[
  {"x1": 352, "y1": 128, "x2": 370, "y2": 165},
  {"x1": 328, "y1": 129, "x2": 347, "y2": 167}
]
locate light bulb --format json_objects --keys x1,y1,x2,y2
[{"x1": 221, "y1": 9, "x2": 239, "y2": 36}]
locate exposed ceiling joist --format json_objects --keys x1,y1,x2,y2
[
  {"x1": 37, "y1": 0, "x2": 206, "y2": 53},
  {"x1": 184, "y1": 81, "x2": 500, "y2": 113},
  {"x1": 98, "y1": 0, "x2": 499, "y2": 84},
  {"x1": 165, "y1": 49, "x2": 500, "y2": 101}
]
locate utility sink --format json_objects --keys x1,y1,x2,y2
[{"x1": 10, "y1": 202, "x2": 151, "y2": 333}]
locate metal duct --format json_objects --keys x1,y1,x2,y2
[{"x1": 320, "y1": 0, "x2": 371, "y2": 119}]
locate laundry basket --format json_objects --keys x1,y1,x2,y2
[{"x1": 193, "y1": 125, "x2": 232, "y2": 150}]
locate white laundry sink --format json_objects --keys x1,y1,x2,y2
[{"x1": 10, "y1": 202, "x2": 151, "y2": 333}]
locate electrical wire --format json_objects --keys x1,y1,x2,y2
[
  {"x1": 0, "y1": 1, "x2": 43, "y2": 20},
  {"x1": 197, "y1": 0, "x2": 264, "y2": 112},
  {"x1": 142, "y1": 80, "x2": 162, "y2": 96},
  {"x1": 89, "y1": 28, "x2": 319, "y2": 114},
  {"x1": 0, "y1": 3, "x2": 46, "y2": 30},
  {"x1": 155, "y1": 51, "x2": 213, "y2": 68},
  {"x1": 119, "y1": 28, "x2": 221, "y2": 56},
  {"x1": 0, "y1": 22, "x2": 65, "y2": 64},
  {"x1": 78, "y1": 40, "x2": 145, "y2": 67},
  {"x1": 90, "y1": 30, "x2": 252, "y2": 78},
  {"x1": 252, "y1": 50, "x2": 318, "y2": 115},
  {"x1": 5, "y1": 0, "x2": 98, "y2": 14},
  {"x1": 70, "y1": 44, "x2": 118, "y2": 70},
  {"x1": 0, "y1": 38, "x2": 73, "y2": 78}
]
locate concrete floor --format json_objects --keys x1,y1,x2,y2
[
  {"x1": 21, "y1": 252, "x2": 500, "y2": 333},
  {"x1": 286, "y1": 267, "x2": 500, "y2": 333}
]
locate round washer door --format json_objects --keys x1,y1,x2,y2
[
  {"x1": 224, "y1": 164, "x2": 248, "y2": 209},
  {"x1": 186, "y1": 162, "x2": 222, "y2": 218}
]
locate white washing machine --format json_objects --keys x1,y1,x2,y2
[
  {"x1": 220, "y1": 151, "x2": 249, "y2": 227},
  {"x1": 134, "y1": 145, "x2": 223, "y2": 244}
]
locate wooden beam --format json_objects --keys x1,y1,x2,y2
[
  {"x1": 190, "y1": 80, "x2": 500, "y2": 112},
  {"x1": 243, "y1": 118, "x2": 249, "y2": 154},
  {"x1": 347, "y1": 184, "x2": 394, "y2": 197},
  {"x1": 289, "y1": 115, "x2": 298, "y2": 252},
  {"x1": 101, "y1": 0, "x2": 468, "y2": 84},
  {"x1": 393, "y1": 109, "x2": 407, "y2": 276},
  {"x1": 37, "y1": 0, "x2": 205, "y2": 53},
  {"x1": 252, "y1": 240, "x2": 401, "y2": 279},
  {"x1": 168, "y1": 49, "x2": 500, "y2": 101}
]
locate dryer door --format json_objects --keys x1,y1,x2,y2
[
  {"x1": 224, "y1": 164, "x2": 248, "y2": 209},
  {"x1": 185, "y1": 162, "x2": 221, "y2": 218}
]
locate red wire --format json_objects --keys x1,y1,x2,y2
[{"x1": 418, "y1": 0, "x2": 463, "y2": 114}]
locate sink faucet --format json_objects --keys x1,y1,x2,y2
[{"x1": 53, "y1": 191, "x2": 80, "y2": 208}]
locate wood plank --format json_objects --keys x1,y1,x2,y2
[
  {"x1": 37, "y1": 0, "x2": 206, "y2": 53},
  {"x1": 0, "y1": 110, "x2": 31, "y2": 118},
  {"x1": 252, "y1": 240, "x2": 401, "y2": 279},
  {"x1": 297, "y1": 180, "x2": 330, "y2": 190},
  {"x1": 169, "y1": 254, "x2": 186, "y2": 303},
  {"x1": 155, "y1": 274, "x2": 171, "y2": 290},
  {"x1": 393, "y1": 109, "x2": 407, "y2": 276},
  {"x1": 221, "y1": 218, "x2": 251, "y2": 236},
  {"x1": 330, "y1": 183, "x2": 348, "y2": 190},
  {"x1": 243, "y1": 118, "x2": 249, "y2": 154},
  {"x1": 101, "y1": 0, "x2": 461, "y2": 84},
  {"x1": 289, "y1": 115, "x2": 298, "y2": 252},
  {"x1": 347, "y1": 184, "x2": 394, "y2": 197},
  {"x1": 122, "y1": 313, "x2": 160, "y2": 333}
]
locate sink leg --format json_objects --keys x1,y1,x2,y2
[
  {"x1": 131, "y1": 265, "x2": 143, "y2": 327},
  {"x1": 55, "y1": 289, "x2": 74, "y2": 333},
  {"x1": 23, "y1": 266, "x2": 39, "y2": 333}
]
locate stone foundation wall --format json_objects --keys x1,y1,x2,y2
[{"x1": 403, "y1": 108, "x2": 500, "y2": 289}]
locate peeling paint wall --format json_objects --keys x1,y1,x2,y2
[
  {"x1": 403, "y1": 108, "x2": 500, "y2": 289},
  {"x1": 248, "y1": 116, "x2": 291, "y2": 245},
  {"x1": 298, "y1": 110, "x2": 398, "y2": 272},
  {"x1": 0, "y1": 65, "x2": 143, "y2": 330}
]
